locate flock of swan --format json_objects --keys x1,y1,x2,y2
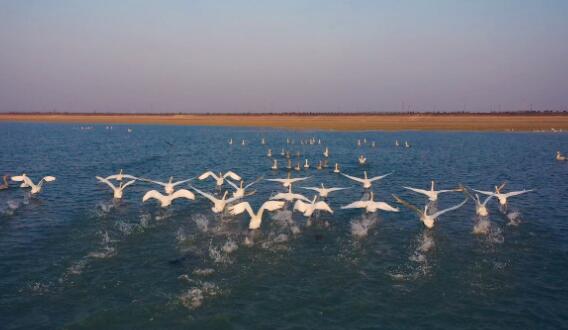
[{"x1": 3, "y1": 135, "x2": 535, "y2": 232}]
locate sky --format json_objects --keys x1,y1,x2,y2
[{"x1": 1, "y1": 0, "x2": 567, "y2": 113}]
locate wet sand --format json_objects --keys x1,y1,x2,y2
[{"x1": 1, "y1": 113, "x2": 567, "y2": 131}]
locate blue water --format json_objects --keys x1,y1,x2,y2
[{"x1": 0, "y1": 122, "x2": 567, "y2": 329}]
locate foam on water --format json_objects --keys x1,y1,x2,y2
[{"x1": 350, "y1": 213, "x2": 379, "y2": 239}]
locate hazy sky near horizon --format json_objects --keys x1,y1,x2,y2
[{"x1": 1, "y1": 1, "x2": 568, "y2": 113}]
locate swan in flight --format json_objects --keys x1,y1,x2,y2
[
  {"x1": 142, "y1": 189, "x2": 195, "y2": 208},
  {"x1": 341, "y1": 171, "x2": 392, "y2": 189},
  {"x1": 323, "y1": 147, "x2": 329, "y2": 158},
  {"x1": 341, "y1": 192, "x2": 399, "y2": 213},
  {"x1": 463, "y1": 189, "x2": 493, "y2": 217},
  {"x1": 142, "y1": 176, "x2": 194, "y2": 195},
  {"x1": 556, "y1": 151, "x2": 566, "y2": 161},
  {"x1": 304, "y1": 159, "x2": 310, "y2": 169},
  {"x1": 198, "y1": 171, "x2": 241, "y2": 188},
  {"x1": 271, "y1": 159, "x2": 278, "y2": 170},
  {"x1": 104, "y1": 169, "x2": 138, "y2": 182},
  {"x1": 472, "y1": 183, "x2": 533, "y2": 206},
  {"x1": 293, "y1": 195, "x2": 333, "y2": 217},
  {"x1": 190, "y1": 186, "x2": 238, "y2": 213},
  {"x1": 270, "y1": 185, "x2": 310, "y2": 202},
  {"x1": 226, "y1": 177, "x2": 262, "y2": 199},
  {"x1": 0, "y1": 175, "x2": 9, "y2": 190},
  {"x1": 229, "y1": 200, "x2": 285, "y2": 229},
  {"x1": 266, "y1": 173, "x2": 310, "y2": 188},
  {"x1": 301, "y1": 183, "x2": 349, "y2": 198},
  {"x1": 333, "y1": 163, "x2": 340, "y2": 173},
  {"x1": 393, "y1": 194, "x2": 467, "y2": 229},
  {"x1": 11, "y1": 174, "x2": 56, "y2": 194},
  {"x1": 403, "y1": 181, "x2": 463, "y2": 202},
  {"x1": 267, "y1": 149, "x2": 272, "y2": 157},
  {"x1": 358, "y1": 155, "x2": 367, "y2": 165},
  {"x1": 96, "y1": 176, "x2": 135, "y2": 199}
]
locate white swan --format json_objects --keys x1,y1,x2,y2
[
  {"x1": 228, "y1": 138, "x2": 233, "y2": 145},
  {"x1": 358, "y1": 155, "x2": 367, "y2": 165},
  {"x1": 294, "y1": 162, "x2": 301, "y2": 171},
  {"x1": 371, "y1": 141, "x2": 376, "y2": 148},
  {"x1": 357, "y1": 139, "x2": 362, "y2": 147},
  {"x1": 229, "y1": 200, "x2": 285, "y2": 229},
  {"x1": 301, "y1": 183, "x2": 349, "y2": 198},
  {"x1": 395, "y1": 140, "x2": 400, "y2": 147},
  {"x1": 341, "y1": 171, "x2": 392, "y2": 189},
  {"x1": 293, "y1": 195, "x2": 333, "y2": 217},
  {"x1": 316, "y1": 160, "x2": 323, "y2": 170},
  {"x1": 405, "y1": 141, "x2": 411, "y2": 148},
  {"x1": 323, "y1": 147, "x2": 329, "y2": 158},
  {"x1": 556, "y1": 151, "x2": 566, "y2": 161},
  {"x1": 190, "y1": 186, "x2": 238, "y2": 213},
  {"x1": 142, "y1": 176, "x2": 194, "y2": 195},
  {"x1": 105, "y1": 169, "x2": 138, "y2": 182},
  {"x1": 261, "y1": 138, "x2": 266, "y2": 145},
  {"x1": 304, "y1": 159, "x2": 310, "y2": 169},
  {"x1": 267, "y1": 149, "x2": 272, "y2": 157},
  {"x1": 341, "y1": 192, "x2": 399, "y2": 213},
  {"x1": 403, "y1": 181, "x2": 462, "y2": 202},
  {"x1": 270, "y1": 185, "x2": 310, "y2": 202},
  {"x1": 266, "y1": 173, "x2": 310, "y2": 188},
  {"x1": 198, "y1": 171, "x2": 241, "y2": 187},
  {"x1": 281, "y1": 148, "x2": 285, "y2": 156},
  {"x1": 472, "y1": 184, "x2": 533, "y2": 206},
  {"x1": 286, "y1": 159, "x2": 292, "y2": 170},
  {"x1": 142, "y1": 189, "x2": 195, "y2": 208},
  {"x1": 271, "y1": 159, "x2": 278, "y2": 170},
  {"x1": 96, "y1": 176, "x2": 135, "y2": 199},
  {"x1": 393, "y1": 194, "x2": 467, "y2": 229},
  {"x1": 465, "y1": 191, "x2": 493, "y2": 217},
  {"x1": 11, "y1": 174, "x2": 56, "y2": 194},
  {"x1": 333, "y1": 163, "x2": 340, "y2": 173},
  {"x1": 226, "y1": 177, "x2": 262, "y2": 199}
]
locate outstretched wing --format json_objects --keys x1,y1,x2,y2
[
  {"x1": 172, "y1": 177, "x2": 195, "y2": 186},
  {"x1": 260, "y1": 200, "x2": 285, "y2": 212},
  {"x1": 42, "y1": 176, "x2": 56, "y2": 182},
  {"x1": 314, "y1": 201, "x2": 333, "y2": 214},
  {"x1": 392, "y1": 194, "x2": 424, "y2": 216},
  {"x1": 289, "y1": 177, "x2": 310, "y2": 183},
  {"x1": 12, "y1": 175, "x2": 34, "y2": 187},
  {"x1": 225, "y1": 179, "x2": 239, "y2": 190},
  {"x1": 188, "y1": 185, "x2": 216, "y2": 203},
  {"x1": 432, "y1": 199, "x2": 468, "y2": 219},
  {"x1": 245, "y1": 176, "x2": 264, "y2": 189},
  {"x1": 369, "y1": 172, "x2": 393, "y2": 182},
  {"x1": 291, "y1": 193, "x2": 311, "y2": 202},
  {"x1": 403, "y1": 186, "x2": 430, "y2": 196},
  {"x1": 122, "y1": 180, "x2": 136, "y2": 189},
  {"x1": 293, "y1": 200, "x2": 309, "y2": 213},
  {"x1": 341, "y1": 200, "x2": 368, "y2": 209},
  {"x1": 300, "y1": 187, "x2": 323, "y2": 194},
  {"x1": 143, "y1": 190, "x2": 164, "y2": 202},
  {"x1": 224, "y1": 171, "x2": 241, "y2": 181},
  {"x1": 376, "y1": 202, "x2": 399, "y2": 212},
  {"x1": 341, "y1": 173, "x2": 365, "y2": 183},
  {"x1": 472, "y1": 189, "x2": 497, "y2": 197},
  {"x1": 266, "y1": 178, "x2": 287, "y2": 184},
  {"x1": 503, "y1": 189, "x2": 533, "y2": 198},
  {"x1": 171, "y1": 189, "x2": 195, "y2": 200},
  {"x1": 228, "y1": 202, "x2": 252, "y2": 216},
  {"x1": 198, "y1": 171, "x2": 217, "y2": 180},
  {"x1": 96, "y1": 176, "x2": 116, "y2": 190},
  {"x1": 326, "y1": 187, "x2": 349, "y2": 193}
]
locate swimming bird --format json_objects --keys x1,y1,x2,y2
[
  {"x1": 271, "y1": 159, "x2": 278, "y2": 170},
  {"x1": 226, "y1": 177, "x2": 262, "y2": 199},
  {"x1": 281, "y1": 148, "x2": 285, "y2": 156},
  {"x1": 241, "y1": 139, "x2": 246, "y2": 146},
  {"x1": 229, "y1": 200, "x2": 286, "y2": 229},
  {"x1": 403, "y1": 181, "x2": 463, "y2": 202},
  {"x1": 556, "y1": 151, "x2": 566, "y2": 161},
  {"x1": 104, "y1": 169, "x2": 138, "y2": 182},
  {"x1": 0, "y1": 176, "x2": 9, "y2": 190},
  {"x1": 266, "y1": 173, "x2": 310, "y2": 188},
  {"x1": 304, "y1": 159, "x2": 310, "y2": 169},
  {"x1": 405, "y1": 141, "x2": 411, "y2": 148},
  {"x1": 141, "y1": 176, "x2": 194, "y2": 195},
  {"x1": 261, "y1": 138, "x2": 266, "y2": 145},
  {"x1": 11, "y1": 174, "x2": 56, "y2": 194},
  {"x1": 341, "y1": 192, "x2": 399, "y2": 213},
  {"x1": 472, "y1": 184, "x2": 533, "y2": 206},
  {"x1": 371, "y1": 141, "x2": 376, "y2": 148},
  {"x1": 300, "y1": 183, "x2": 349, "y2": 198},
  {"x1": 270, "y1": 185, "x2": 310, "y2": 203},
  {"x1": 393, "y1": 194, "x2": 467, "y2": 229},
  {"x1": 286, "y1": 159, "x2": 292, "y2": 170},
  {"x1": 96, "y1": 176, "x2": 135, "y2": 199},
  {"x1": 293, "y1": 195, "x2": 333, "y2": 217},
  {"x1": 333, "y1": 163, "x2": 340, "y2": 173},
  {"x1": 190, "y1": 187, "x2": 238, "y2": 213},
  {"x1": 395, "y1": 140, "x2": 400, "y2": 147},
  {"x1": 198, "y1": 171, "x2": 241, "y2": 188},
  {"x1": 228, "y1": 138, "x2": 233, "y2": 145},
  {"x1": 267, "y1": 149, "x2": 272, "y2": 157},
  {"x1": 316, "y1": 161, "x2": 323, "y2": 170},
  {"x1": 357, "y1": 139, "x2": 362, "y2": 147},
  {"x1": 142, "y1": 189, "x2": 195, "y2": 208},
  {"x1": 341, "y1": 171, "x2": 392, "y2": 189},
  {"x1": 358, "y1": 155, "x2": 367, "y2": 165},
  {"x1": 294, "y1": 162, "x2": 301, "y2": 171},
  {"x1": 323, "y1": 147, "x2": 329, "y2": 158}
]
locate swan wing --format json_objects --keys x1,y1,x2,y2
[
  {"x1": 431, "y1": 199, "x2": 468, "y2": 219},
  {"x1": 171, "y1": 189, "x2": 196, "y2": 200},
  {"x1": 376, "y1": 202, "x2": 399, "y2": 212},
  {"x1": 260, "y1": 200, "x2": 285, "y2": 212},
  {"x1": 143, "y1": 190, "x2": 164, "y2": 202},
  {"x1": 198, "y1": 171, "x2": 217, "y2": 180},
  {"x1": 293, "y1": 200, "x2": 309, "y2": 213},
  {"x1": 42, "y1": 176, "x2": 56, "y2": 182},
  {"x1": 244, "y1": 176, "x2": 264, "y2": 189},
  {"x1": 292, "y1": 193, "x2": 311, "y2": 202},
  {"x1": 314, "y1": 201, "x2": 333, "y2": 214},
  {"x1": 122, "y1": 180, "x2": 136, "y2": 189},
  {"x1": 392, "y1": 194, "x2": 423, "y2": 216},
  {"x1": 189, "y1": 186, "x2": 217, "y2": 202},
  {"x1": 12, "y1": 175, "x2": 34, "y2": 187},
  {"x1": 472, "y1": 189, "x2": 497, "y2": 197},
  {"x1": 369, "y1": 172, "x2": 393, "y2": 182},
  {"x1": 224, "y1": 171, "x2": 241, "y2": 181},
  {"x1": 403, "y1": 186, "x2": 430, "y2": 196},
  {"x1": 289, "y1": 176, "x2": 310, "y2": 183},
  {"x1": 96, "y1": 176, "x2": 116, "y2": 190},
  {"x1": 225, "y1": 180, "x2": 239, "y2": 190},
  {"x1": 266, "y1": 178, "x2": 287, "y2": 184},
  {"x1": 341, "y1": 173, "x2": 365, "y2": 183},
  {"x1": 341, "y1": 201, "x2": 368, "y2": 209},
  {"x1": 172, "y1": 177, "x2": 195, "y2": 186},
  {"x1": 300, "y1": 187, "x2": 323, "y2": 194},
  {"x1": 228, "y1": 202, "x2": 252, "y2": 216},
  {"x1": 503, "y1": 189, "x2": 533, "y2": 198},
  {"x1": 325, "y1": 187, "x2": 349, "y2": 193}
]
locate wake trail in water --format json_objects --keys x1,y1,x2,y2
[{"x1": 350, "y1": 213, "x2": 380, "y2": 239}]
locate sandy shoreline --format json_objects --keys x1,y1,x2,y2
[{"x1": 1, "y1": 113, "x2": 568, "y2": 131}]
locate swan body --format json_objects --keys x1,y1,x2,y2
[
  {"x1": 226, "y1": 178, "x2": 261, "y2": 199},
  {"x1": 266, "y1": 174, "x2": 309, "y2": 188},
  {"x1": 294, "y1": 162, "x2": 301, "y2": 171},
  {"x1": 341, "y1": 192, "x2": 399, "y2": 213},
  {"x1": 304, "y1": 159, "x2": 310, "y2": 169},
  {"x1": 323, "y1": 147, "x2": 329, "y2": 158},
  {"x1": 316, "y1": 161, "x2": 323, "y2": 170},
  {"x1": 403, "y1": 181, "x2": 462, "y2": 202},
  {"x1": 341, "y1": 171, "x2": 392, "y2": 189},
  {"x1": 198, "y1": 171, "x2": 241, "y2": 187},
  {"x1": 301, "y1": 183, "x2": 348, "y2": 198},
  {"x1": 358, "y1": 155, "x2": 367, "y2": 165},
  {"x1": 96, "y1": 176, "x2": 135, "y2": 199},
  {"x1": 267, "y1": 149, "x2": 272, "y2": 157},
  {"x1": 105, "y1": 169, "x2": 138, "y2": 182},
  {"x1": 405, "y1": 141, "x2": 411, "y2": 148},
  {"x1": 271, "y1": 185, "x2": 310, "y2": 202},
  {"x1": 293, "y1": 195, "x2": 333, "y2": 217},
  {"x1": 271, "y1": 159, "x2": 278, "y2": 170},
  {"x1": 393, "y1": 194, "x2": 467, "y2": 229},
  {"x1": 333, "y1": 163, "x2": 340, "y2": 173},
  {"x1": 143, "y1": 176, "x2": 194, "y2": 195},
  {"x1": 229, "y1": 200, "x2": 285, "y2": 229},
  {"x1": 473, "y1": 186, "x2": 533, "y2": 206},
  {"x1": 556, "y1": 151, "x2": 566, "y2": 161},
  {"x1": 142, "y1": 189, "x2": 195, "y2": 207},
  {"x1": 190, "y1": 187, "x2": 238, "y2": 213},
  {"x1": 395, "y1": 140, "x2": 400, "y2": 147},
  {"x1": 11, "y1": 174, "x2": 56, "y2": 194}
]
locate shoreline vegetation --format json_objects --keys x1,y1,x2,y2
[{"x1": 1, "y1": 112, "x2": 568, "y2": 131}]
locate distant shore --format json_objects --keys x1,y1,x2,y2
[{"x1": 1, "y1": 113, "x2": 568, "y2": 131}]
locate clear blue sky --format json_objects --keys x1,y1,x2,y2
[{"x1": 1, "y1": 0, "x2": 567, "y2": 113}]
